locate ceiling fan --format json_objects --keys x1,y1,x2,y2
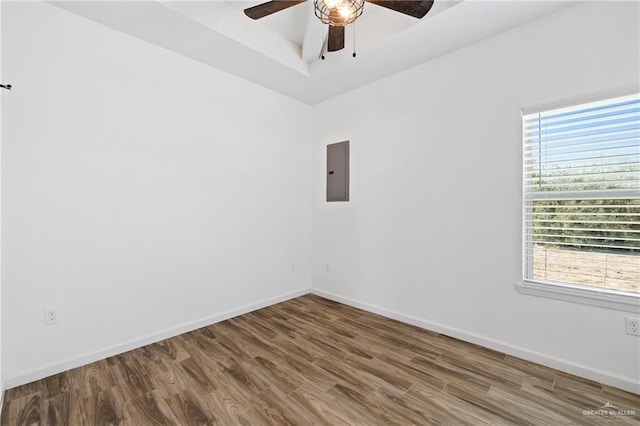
[{"x1": 244, "y1": 0, "x2": 434, "y2": 54}]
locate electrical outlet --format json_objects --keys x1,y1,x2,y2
[
  {"x1": 326, "y1": 263, "x2": 330, "y2": 272},
  {"x1": 291, "y1": 263, "x2": 296, "y2": 272},
  {"x1": 45, "y1": 307, "x2": 59, "y2": 325},
  {"x1": 626, "y1": 317, "x2": 640, "y2": 336}
]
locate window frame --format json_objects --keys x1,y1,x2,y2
[{"x1": 517, "y1": 85, "x2": 640, "y2": 313}]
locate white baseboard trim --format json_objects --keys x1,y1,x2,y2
[
  {"x1": 311, "y1": 288, "x2": 640, "y2": 395},
  {"x1": 4, "y1": 287, "x2": 310, "y2": 389}
]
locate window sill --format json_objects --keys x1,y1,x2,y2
[{"x1": 516, "y1": 280, "x2": 640, "y2": 313}]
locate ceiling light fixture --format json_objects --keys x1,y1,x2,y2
[
  {"x1": 244, "y1": 0, "x2": 435, "y2": 60},
  {"x1": 314, "y1": 0, "x2": 365, "y2": 26}
]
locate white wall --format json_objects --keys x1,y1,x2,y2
[
  {"x1": 2, "y1": 2, "x2": 311, "y2": 386},
  {"x1": 311, "y1": 2, "x2": 640, "y2": 392}
]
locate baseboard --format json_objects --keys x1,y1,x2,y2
[
  {"x1": 311, "y1": 288, "x2": 640, "y2": 395},
  {"x1": 4, "y1": 287, "x2": 310, "y2": 389}
]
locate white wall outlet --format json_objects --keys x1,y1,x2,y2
[
  {"x1": 625, "y1": 317, "x2": 640, "y2": 336},
  {"x1": 291, "y1": 263, "x2": 296, "y2": 272},
  {"x1": 45, "y1": 307, "x2": 59, "y2": 325},
  {"x1": 325, "y1": 263, "x2": 330, "y2": 272}
]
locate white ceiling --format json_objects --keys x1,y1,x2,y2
[{"x1": 51, "y1": 0, "x2": 574, "y2": 104}]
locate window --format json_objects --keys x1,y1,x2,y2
[{"x1": 521, "y1": 93, "x2": 639, "y2": 310}]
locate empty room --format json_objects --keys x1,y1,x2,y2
[{"x1": 0, "y1": 0, "x2": 639, "y2": 424}]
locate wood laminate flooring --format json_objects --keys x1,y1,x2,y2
[{"x1": 2, "y1": 294, "x2": 639, "y2": 425}]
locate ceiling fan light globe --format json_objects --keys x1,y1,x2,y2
[
  {"x1": 314, "y1": 0, "x2": 364, "y2": 26},
  {"x1": 322, "y1": 0, "x2": 340, "y2": 9},
  {"x1": 338, "y1": 5, "x2": 353, "y2": 18}
]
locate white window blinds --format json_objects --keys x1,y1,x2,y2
[{"x1": 523, "y1": 93, "x2": 640, "y2": 293}]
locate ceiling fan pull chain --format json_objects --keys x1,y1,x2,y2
[
  {"x1": 321, "y1": 24, "x2": 326, "y2": 60},
  {"x1": 352, "y1": 22, "x2": 357, "y2": 58}
]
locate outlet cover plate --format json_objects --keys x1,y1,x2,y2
[
  {"x1": 625, "y1": 317, "x2": 639, "y2": 336},
  {"x1": 45, "y1": 307, "x2": 59, "y2": 325}
]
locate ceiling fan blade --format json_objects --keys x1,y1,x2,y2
[
  {"x1": 244, "y1": 1, "x2": 306, "y2": 20},
  {"x1": 327, "y1": 26, "x2": 345, "y2": 52},
  {"x1": 366, "y1": 0, "x2": 434, "y2": 19}
]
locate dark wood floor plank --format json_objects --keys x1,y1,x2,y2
[
  {"x1": 108, "y1": 357, "x2": 154, "y2": 401},
  {"x1": 153, "y1": 338, "x2": 191, "y2": 363},
  {"x1": 3, "y1": 294, "x2": 639, "y2": 426},
  {"x1": 275, "y1": 356, "x2": 337, "y2": 392},
  {"x1": 371, "y1": 385, "x2": 442, "y2": 426},
  {"x1": 207, "y1": 333, "x2": 252, "y2": 363},
  {"x1": 230, "y1": 314, "x2": 279, "y2": 340},
  {"x1": 142, "y1": 358, "x2": 189, "y2": 401},
  {"x1": 202, "y1": 390, "x2": 263, "y2": 426},
  {"x1": 271, "y1": 334, "x2": 322, "y2": 363},
  {"x1": 165, "y1": 389, "x2": 218, "y2": 426},
  {"x1": 42, "y1": 371, "x2": 72, "y2": 400},
  {"x1": 249, "y1": 387, "x2": 321, "y2": 426},
  {"x1": 215, "y1": 357, "x2": 269, "y2": 402},
  {"x1": 439, "y1": 352, "x2": 520, "y2": 390},
  {"x1": 376, "y1": 353, "x2": 448, "y2": 392},
  {"x1": 486, "y1": 385, "x2": 583, "y2": 426},
  {"x1": 178, "y1": 357, "x2": 219, "y2": 394},
  {"x1": 293, "y1": 382, "x2": 371, "y2": 425},
  {"x1": 445, "y1": 381, "x2": 537, "y2": 425},
  {"x1": 602, "y1": 385, "x2": 640, "y2": 417},
  {"x1": 246, "y1": 356, "x2": 304, "y2": 395},
  {"x1": 3, "y1": 393, "x2": 43, "y2": 426},
  {"x1": 333, "y1": 315, "x2": 382, "y2": 336},
  {"x1": 126, "y1": 390, "x2": 180, "y2": 425},
  {"x1": 4, "y1": 381, "x2": 41, "y2": 404},
  {"x1": 184, "y1": 335, "x2": 232, "y2": 370},
  {"x1": 80, "y1": 386, "x2": 131, "y2": 426},
  {"x1": 379, "y1": 331, "x2": 443, "y2": 360},
  {"x1": 132, "y1": 343, "x2": 164, "y2": 365},
  {"x1": 304, "y1": 333, "x2": 349, "y2": 360},
  {"x1": 321, "y1": 331, "x2": 381, "y2": 361},
  {"x1": 73, "y1": 360, "x2": 115, "y2": 399},
  {"x1": 520, "y1": 382, "x2": 614, "y2": 425},
  {"x1": 353, "y1": 332, "x2": 417, "y2": 361},
  {"x1": 407, "y1": 382, "x2": 505, "y2": 425},
  {"x1": 289, "y1": 384, "x2": 352, "y2": 425},
  {"x1": 314, "y1": 356, "x2": 380, "y2": 395},
  {"x1": 44, "y1": 391, "x2": 84, "y2": 426},
  {"x1": 326, "y1": 383, "x2": 397, "y2": 425}
]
